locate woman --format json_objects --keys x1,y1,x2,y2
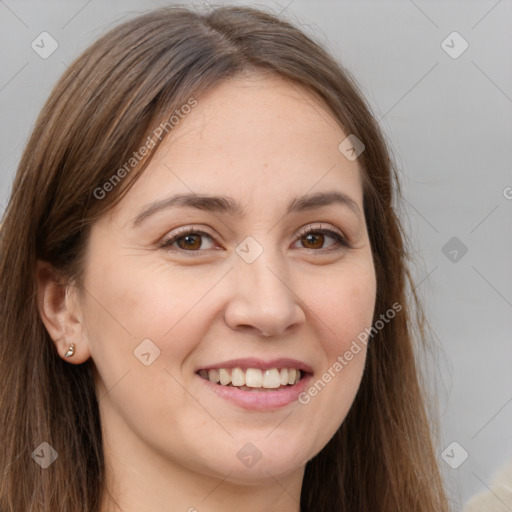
[{"x1": 0, "y1": 5, "x2": 450, "y2": 511}]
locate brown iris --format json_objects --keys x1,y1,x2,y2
[
  {"x1": 301, "y1": 232, "x2": 324, "y2": 249},
  {"x1": 177, "y1": 234, "x2": 202, "y2": 250}
]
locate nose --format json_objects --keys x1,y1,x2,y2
[{"x1": 223, "y1": 248, "x2": 306, "y2": 338}]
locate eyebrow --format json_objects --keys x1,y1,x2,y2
[{"x1": 132, "y1": 190, "x2": 361, "y2": 226}]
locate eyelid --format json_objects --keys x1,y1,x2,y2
[{"x1": 296, "y1": 222, "x2": 343, "y2": 240}]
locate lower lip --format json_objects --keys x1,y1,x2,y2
[{"x1": 198, "y1": 373, "x2": 312, "y2": 411}]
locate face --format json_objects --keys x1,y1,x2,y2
[{"x1": 76, "y1": 75, "x2": 376, "y2": 484}]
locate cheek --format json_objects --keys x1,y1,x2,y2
[
  {"x1": 83, "y1": 259, "x2": 215, "y2": 436},
  {"x1": 293, "y1": 259, "x2": 376, "y2": 441},
  {"x1": 85, "y1": 254, "x2": 218, "y2": 335},
  {"x1": 307, "y1": 258, "x2": 377, "y2": 351},
  {"x1": 82, "y1": 255, "x2": 228, "y2": 382}
]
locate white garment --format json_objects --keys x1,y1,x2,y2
[{"x1": 462, "y1": 458, "x2": 512, "y2": 512}]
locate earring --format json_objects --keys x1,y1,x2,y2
[{"x1": 64, "y1": 343, "x2": 76, "y2": 358}]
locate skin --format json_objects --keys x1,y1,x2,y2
[{"x1": 37, "y1": 74, "x2": 377, "y2": 512}]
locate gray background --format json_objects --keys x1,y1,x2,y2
[{"x1": 1, "y1": 0, "x2": 511, "y2": 509}]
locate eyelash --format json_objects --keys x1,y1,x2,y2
[{"x1": 159, "y1": 224, "x2": 351, "y2": 256}]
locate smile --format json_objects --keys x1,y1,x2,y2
[{"x1": 198, "y1": 367, "x2": 302, "y2": 391}]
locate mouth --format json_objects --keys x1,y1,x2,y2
[
  {"x1": 194, "y1": 358, "x2": 313, "y2": 410},
  {"x1": 197, "y1": 367, "x2": 305, "y2": 392}
]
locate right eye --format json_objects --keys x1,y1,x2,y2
[{"x1": 159, "y1": 227, "x2": 218, "y2": 254}]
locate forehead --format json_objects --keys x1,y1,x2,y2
[
  {"x1": 158, "y1": 74, "x2": 351, "y2": 164},
  {"x1": 111, "y1": 74, "x2": 364, "y2": 222}
]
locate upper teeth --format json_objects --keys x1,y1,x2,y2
[{"x1": 199, "y1": 368, "x2": 301, "y2": 388}]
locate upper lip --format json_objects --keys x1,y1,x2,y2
[{"x1": 196, "y1": 357, "x2": 313, "y2": 374}]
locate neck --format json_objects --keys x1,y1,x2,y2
[{"x1": 100, "y1": 453, "x2": 304, "y2": 512}]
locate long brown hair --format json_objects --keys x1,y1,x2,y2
[{"x1": 0, "y1": 5, "x2": 449, "y2": 511}]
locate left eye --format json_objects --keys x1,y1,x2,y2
[
  {"x1": 159, "y1": 226, "x2": 349, "y2": 254},
  {"x1": 293, "y1": 227, "x2": 348, "y2": 251}
]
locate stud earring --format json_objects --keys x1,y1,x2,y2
[{"x1": 64, "y1": 343, "x2": 76, "y2": 358}]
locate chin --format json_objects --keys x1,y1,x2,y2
[{"x1": 212, "y1": 438, "x2": 313, "y2": 483}]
